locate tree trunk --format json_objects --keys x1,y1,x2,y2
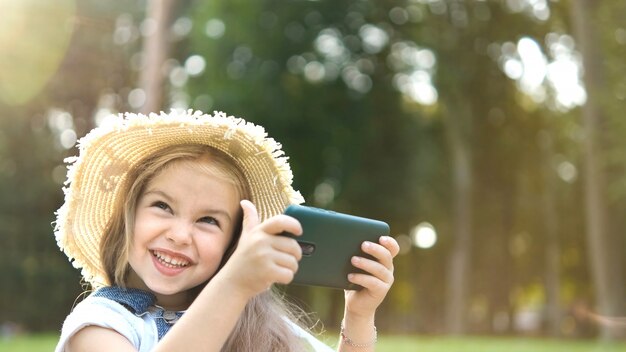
[
  {"x1": 443, "y1": 102, "x2": 473, "y2": 335},
  {"x1": 571, "y1": 0, "x2": 626, "y2": 340},
  {"x1": 539, "y1": 132, "x2": 561, "y2": 337},
  {"x1": 139, "y1": 0, "x2": 178, "y2": 114}
]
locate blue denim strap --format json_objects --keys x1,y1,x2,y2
[{"x1": 93, "y1": 286, "x2": 184, "y2": 340}]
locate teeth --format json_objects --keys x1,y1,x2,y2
[{"x1": 153, "y1": 250, "x2": 190, "y2": 268}]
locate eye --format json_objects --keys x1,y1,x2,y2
[
  {"x1": 151, "y1": 201, "x2": 170, "y2": 211},
  {"x1": 198, "y1": 216, "x2": 219, "y2": 226}
]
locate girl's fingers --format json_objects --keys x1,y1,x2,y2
[
  {"x1": 241, "y1": 200, "x2": 302, "y2": 239},
  {"x1": 380, "y1": 235, "x2": 400, "y2": 258},
  {"x1": 264, "y1": 250, "x2": 300, "y2": 285},
  {"x1": 350, "y1": 236, "x2": 399, "y2": 288},
  {"x1": 273, "y1": 251, "x2": 301, "y2": 273},
  {"x1": 360, "y1": 240, "x2": 394, "y2": 272},
  {"x1": 272, "y1": 266, "x2": 298, "y2": 285},
  {"x1": 351, "y1": 255, "x2": 394, "y2": 284},
  {"x1": 347, "y1": 272, "x2": 392, "y2": 293},
  {"x1": 257, "y1": 214, "x2": 303, "y2": 237},
  {"x1": 271, "y1": 236, "x2": 303, "y2": 261},
  {"x1": 240, "y1": 200, "x2": 260, "y2": 235}
]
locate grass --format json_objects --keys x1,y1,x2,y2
[
  {"x1": 376, "y1": 335, "x2": 626, "y2": 352},
  {"x1": 2, "y1": 333, "x2": 626, "y2": 352},
  {"x1": 0, "y1": 334, "x2": 59, "y2": 352}
]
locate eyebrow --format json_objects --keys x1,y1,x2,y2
[
  {"x1": 143, "y1": 189, "x2": 233, "y2": 223},
  {"x1": 143, "y1": 189, "x2": 174, "y2": 202}
]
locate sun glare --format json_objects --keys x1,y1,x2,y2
[{"x1": 0, "y1": 0, "x2": 76, "y2": 106}]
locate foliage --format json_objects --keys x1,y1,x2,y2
[{"x1": 1, "y1": 0, "x2": 625, "y2": 339}]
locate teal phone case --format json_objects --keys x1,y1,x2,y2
[{"x1": 282, "y1": 205, "x2": 390, "y2": 290}]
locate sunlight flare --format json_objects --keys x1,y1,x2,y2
[{"x1": 0, "y1": 0, "x2": 76, "y2": 105}]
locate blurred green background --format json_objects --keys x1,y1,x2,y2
[{"x1": 1, "y1": 0, "x2": 626, "y2": 346}]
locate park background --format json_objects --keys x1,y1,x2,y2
[{"x1": 1, "y1": 0, "x2": 626, "y2": 350}]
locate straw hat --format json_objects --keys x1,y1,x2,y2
[{"x1": 54, "y1": 110, "x2": 304, "y2": 286}]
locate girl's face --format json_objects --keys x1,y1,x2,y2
[{"x1": 127, "y1": 159, "x2": 240, "y2": 309}]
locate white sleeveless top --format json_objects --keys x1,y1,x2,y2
[{"x1": 55, "y1": 294, "x2": 334, "y2": 351}]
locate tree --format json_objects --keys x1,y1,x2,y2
[
  {"x1": 571, "y1": 0, "x2": 626, "y2": 340},
  {"x1": 3, "y1": 0, "x2": 625, "y2": 338},
  {"x1": 139, "y1": 0, "x2": 180, "y2": 114}
]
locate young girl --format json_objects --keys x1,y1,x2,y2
[{"x1": 54, "y1": 110, "x2": 399, "y2": 351}]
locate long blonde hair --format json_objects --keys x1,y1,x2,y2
[{"x1": 99, "y1": 144, "x2": 307, "y2": 351}]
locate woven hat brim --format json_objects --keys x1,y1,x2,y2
[{"x1": 54, "y1": 110, "x2": 304, "y2": 286}]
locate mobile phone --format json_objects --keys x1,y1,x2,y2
[{"x1": 281, "y1": 204, "x2": 390, "y2": 290}]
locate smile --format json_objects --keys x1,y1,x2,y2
[{"x1": 151, "y1": 250, "x2": 190, "y2": 268}]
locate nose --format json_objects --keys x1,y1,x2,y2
[{"x1": 166, "y1": 220, "x2": 193, "y2": 245}]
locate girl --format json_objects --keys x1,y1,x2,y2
[{"x1": 54, "y1": 110, "x2": 399, "y2": 351}]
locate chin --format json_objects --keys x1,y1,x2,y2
[{"x1": 146, "y1": 282, "x2": 187, "y2": 296}]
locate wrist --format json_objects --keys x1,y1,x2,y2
[
  {"x1": 340, "y1": 319, "x2": 377, "y2": 349},
  {"x1": 343, "y1": 310, "x2": 375, "y2": 327},
  {"x1": 340, "y1": 312, "x2": 376, "y2": 350},
  {"x1": 208, "y1": 269, "x2": 257, "y2": 301}
]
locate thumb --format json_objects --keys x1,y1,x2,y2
[{"x1": 240, "y1": 199, "x2": 260, "y2": 234}]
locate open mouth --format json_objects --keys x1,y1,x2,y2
[{"x1": 151, "y1": 250, "x2": 190, "y2": 268}]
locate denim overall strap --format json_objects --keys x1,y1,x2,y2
[
  {"x1": 93, "y1": 287, "x2": 184, "y2": 340},
  {"x1": 93, "y1": 287, "x2": 155, "y2": 314}
]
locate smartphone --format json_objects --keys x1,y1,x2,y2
[{"x1": 281, "y1": 204, "x2": 390, "y2": 290}]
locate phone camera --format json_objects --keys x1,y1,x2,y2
[{"x1": 298, "y1": 241, "x2": 316, "y2": 256}]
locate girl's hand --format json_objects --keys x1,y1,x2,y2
[
  {"x1": 344, "y1": 236, "x2": 400, "y2": 319},
  {"x1": 218, "y1": 200, "x2": 303, "y2": 298}
]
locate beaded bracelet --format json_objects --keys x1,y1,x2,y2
[{"x1": 340, "y1": 324, "x2": 377, "y2": 348}]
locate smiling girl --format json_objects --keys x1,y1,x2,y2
[{"x1": 54, "y1": 111, "x2": 399, "y2": 351}]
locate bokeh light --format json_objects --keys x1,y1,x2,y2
[{"x1": 411, "y1": 222, "x2": 438, "y2": 249}]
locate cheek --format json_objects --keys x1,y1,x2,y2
[
  {"x1": 197, "y1": 236, "x2": 232, "y2": 264},
  {"x1": 133, "y1": 212, "x2": 159, "y2": 241}
]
